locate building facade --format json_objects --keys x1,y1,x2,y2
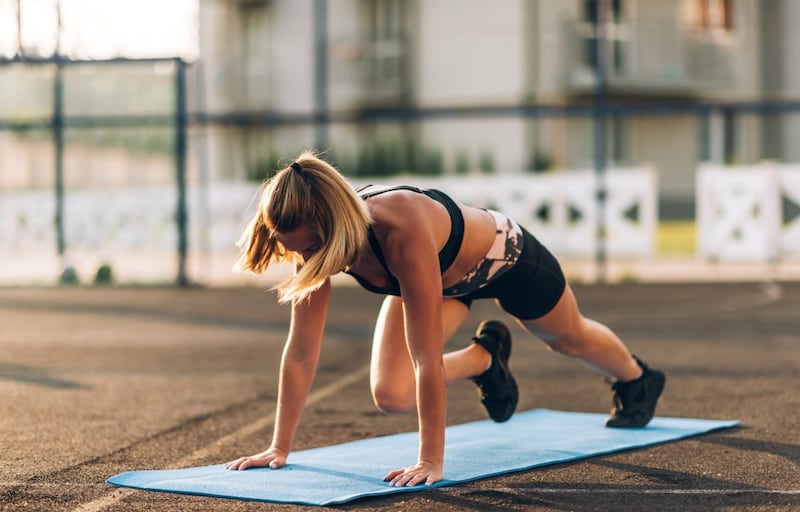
[{"x1": 195, "y1": 0, "x2": 796, "y2": 217}]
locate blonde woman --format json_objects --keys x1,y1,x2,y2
[{"x1": 224, "y1": 150, "x2": 665, "y2": 487}]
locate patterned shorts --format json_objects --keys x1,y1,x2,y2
[{"x1": 447, "y1": 216, "x2": 567, "y2": 320}]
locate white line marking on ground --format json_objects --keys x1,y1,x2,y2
[
  {"x1": 9, "y1": 481, "x2": 800, "y2": 496},
  {"x1": 722, "y1": 282, "x2": 783, "y2": 311},
  {"x1": 10, "y1": 481, "x2": 798, "y2": 496},
  {"x1": 451, "y1": 486, "x2": 800, "y2": 495},
  {"x1": 0, "y1": 482, "x2": 106, "y2": 488},
  {"x1": 71, "y1": 363, "x2": 371, "y2": 512}
]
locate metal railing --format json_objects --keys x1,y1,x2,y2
[{"x1": 0, "y1": 55, "x2": 190, "y2": 285}]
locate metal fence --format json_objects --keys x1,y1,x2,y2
[
  {"x1": 4, "y1": 53, "x2": 800, "y2": 286},
  {"x1": 0, "y1": 55, "x2": 189, "y2": 285}
]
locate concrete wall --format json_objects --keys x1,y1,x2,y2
[
  {"x1": 761, "y1": 0, "x2": 800, "y2": 163},
  {"x1": 414, "y1": 0, "x2": 526, "y2": 105}
]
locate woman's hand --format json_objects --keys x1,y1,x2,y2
[
  {"x1": 225, "y1": 446, "x2": 287, "y2": 471},
  {"x1": 383, "y1": 460, "x2": 443, "y2": 487}
]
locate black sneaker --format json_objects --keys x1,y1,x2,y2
[
  {"x1": 606, "y1": 356, "x2": 666, "y2": 428},
  {"x1": 468, "y1": 320, "x2": 519, "y2": 423}
]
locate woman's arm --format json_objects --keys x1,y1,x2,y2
[
  {"x1": 379, "y1": 202, "x2": 448, "y2": 486},
  {"x1": 226, "y1": 277, "x2": 331, "y2": 470}
]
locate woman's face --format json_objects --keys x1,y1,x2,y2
[{"x1": 274, "y1": 225, "x2": 322, "y2": 261}]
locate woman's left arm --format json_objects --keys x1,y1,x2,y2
[{"x1": 380, "y1": 212, "x2": 447, "y2": 487}]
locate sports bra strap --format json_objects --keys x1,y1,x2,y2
[{"x1": 350, "y1": 185, "x2": 465, "y2": 296}]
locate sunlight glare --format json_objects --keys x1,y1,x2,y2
[{"x1": 1, "y1": 0, "x2": 197, "y2": 59}]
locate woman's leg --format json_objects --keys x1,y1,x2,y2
[
  {"x1": 518, "y1": 283, "x2": 666, "y2": 427},
  {"x1": 518, "y1": 283, "x2": 641, "y2": 382},
  {"x1": 370, "y1": 296, "x2": 489, "y2": 414}
]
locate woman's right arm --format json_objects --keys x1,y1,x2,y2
[{"x1": 225, "y1": 277, "x2": 331, "y2": 470}]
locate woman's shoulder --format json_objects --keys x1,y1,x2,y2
[{"x1": 369, "y1": 188, "x2": 448, "y2": 240}]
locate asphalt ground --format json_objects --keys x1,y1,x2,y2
[{"x1": 0, "y1": 281, "x2": 798, "y2": 512}]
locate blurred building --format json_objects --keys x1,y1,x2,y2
[
  {"x1": 3, "y1": 0, "x2": 799, "y2": 282},
  {"x1": 196, "y1": 0, "x2": 796, "y2": 217}
]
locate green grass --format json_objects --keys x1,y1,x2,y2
[{"x1": 657, "y1": 221, "x2": 696, "y2": 255}]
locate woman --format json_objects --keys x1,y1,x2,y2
[{"x1": 224, "y1": 150, "x2": 665, "y2": 487}]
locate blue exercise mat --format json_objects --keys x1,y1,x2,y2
[{"x1": 107, "y1": 409, "x2": 738, "y2": 506}]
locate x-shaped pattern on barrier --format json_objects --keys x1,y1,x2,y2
[
  {"x1": 0, "y1": 192, "x2": 56, "y2": 247},
  {"x1": 699, "y1": 169, "x2": 780, "y2": 260},
  {"x1": 603, "y1": 169, "x2": 657, "y2": 255},
  {"x1": 465, "y1": 172, "x2": 655, "y2": 258},
  {"x1": 65, "y1": 188, "x2": 175, "y2": 250},
  {"x1": 778, "y1": 170, "x2": 800, "y2": 257},
  {"x1": 471, "y1": 175, "x2": 596, "y2": 257}
]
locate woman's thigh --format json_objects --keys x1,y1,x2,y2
[
  {"x1": 370, "y1": 296, "x2": 469, "y2": 393},
  {"x1": 518, "y1": 283, "x2": 582, "y2": 345}
]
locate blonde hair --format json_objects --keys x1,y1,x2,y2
[{"x1": 236, "y1": 150, "x2": 372, "y2": 303}]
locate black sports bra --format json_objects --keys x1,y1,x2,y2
[{"x1": 346, "y1": 185, "x2": 465, "y2": 296}]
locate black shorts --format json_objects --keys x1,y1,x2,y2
[{"x1": 451, "y1": 227, "x2": 566, "y2": 320}]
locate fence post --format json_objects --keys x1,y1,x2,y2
[
  {"x1": 53, "y1": 57, "x2": 66, "y2": 263},
  {"x1": 313, "y1": 0, "x2": 328, "y2": 151},
  {"x1": 174, "y1": 58, "x2": 189, "y2": 286},
  {"x1": 593, "y1": 0, "x2": 609, "y2": 283}
]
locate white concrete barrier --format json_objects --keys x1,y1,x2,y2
[
  {"x1": 0, "y1": 168, "x2": 658, "y2": 285},
  {"x1": 353, "y1": 167, "x2": 658, "y2": 258},
  {"x1": 696, "y1": 163, "x2": 800, "y2": 262},
  {"x1": 778, "y1": 168, "x2": 800, "y2": 258}
]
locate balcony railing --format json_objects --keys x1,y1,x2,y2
[
  {"x1": 564, "y1": 19, "x2": 737, "y2": 95},
  {"x1": 328, "y1": 37, "x2": 408, "y2": 107}
]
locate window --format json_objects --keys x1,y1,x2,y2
[
  {"x1": 363, "y1": 0, "x2": 407, "y2": 97},
  {"x1": 582, "y1": 0, "x2": 626, "y2": 75},
  {"x1": 685, "y1": 0, "x2": 734, "y2": 33},
  {"x1": 239, "y1": 2, "x2": 271, "y2": 107},
  {"x1": 584, "y1": 0, "x2": 623, "y2": 25}
]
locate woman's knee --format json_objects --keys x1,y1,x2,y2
[
  {"x1": 537, "y1": 318, "x2": 593, "y2": 358},
  {"x1": 371, "y1": 381, "x2": 415, "y2": 415},
  {"x1": 544, "y1": 333, "x2": 586, "y2": 357},
  {"x1": 521, "y1": 284, "x2": 594, "y2": 358}
]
